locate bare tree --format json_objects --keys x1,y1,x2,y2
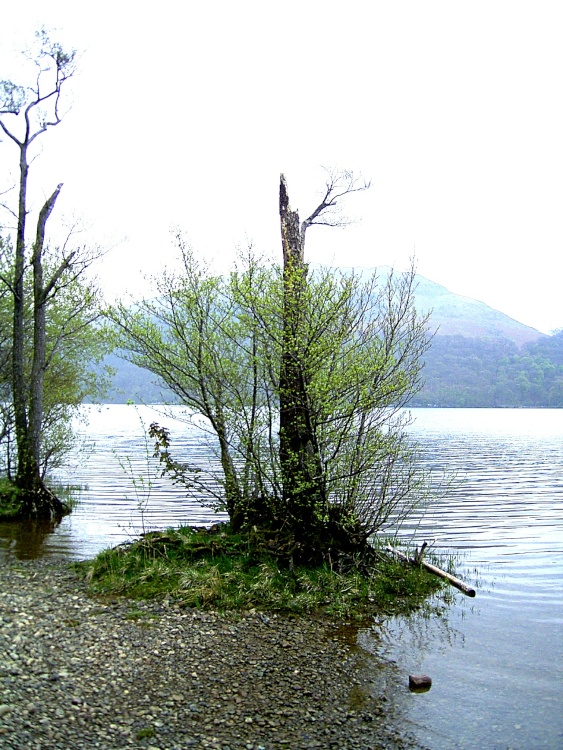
[{"x1": 0, "y1": 30, "x2": 92, "y2": 518}]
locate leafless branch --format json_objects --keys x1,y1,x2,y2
[
  {"x1": 301, "y1": 168, "x2": 371, "y2": 242},
  {"x1": 0, "y1": 194, "x2": 18, "y2": 221},
  {"x1": 0, "y1": 28, "x2": 77, "y2": 148}
]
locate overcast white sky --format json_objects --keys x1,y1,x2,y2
[{"x1": 1, "y1": 1, "x2": 561, "y2": 333}]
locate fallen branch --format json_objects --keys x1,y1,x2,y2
[{"x1": 385, "y1": 544, "x2": 476, "y2": 597}]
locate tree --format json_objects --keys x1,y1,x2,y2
[
  {"x1": 0, "y1": 237, "x2": 13, "y2": 455},
  {"x1": 0, "y1": 31, "x2": 107, "y2": 519},
  {"x1": 276, "y1": 173, "x2": 430, "y2": 553},
  {"x1": 111, "y1": 173, "x2": 431, "y2": 564},
  {"x1": 0, "y1": 240, "x2": 110, "y2": 479},
  {"x1": 110, "y1": 240, "x2": 277, "y2": 531}
]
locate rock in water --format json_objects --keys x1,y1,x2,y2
[{"x1": 408, "y1": 674, "x2": 432, "y2": 692}]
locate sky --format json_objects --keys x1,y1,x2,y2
[{"x1": 1, "y1": 0, "x2": 561, "y2": 334}]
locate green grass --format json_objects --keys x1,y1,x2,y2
[
  {"x1": 55, "y1": 484, "x2": 83, "y2": 512},
  {"x1": 135, "y1": 727, "x2": 156, "y2": 740},
  {"x1": 0, "y1": 479, "x2": 82, "y2": 518},
  {"x1": 76, "y1": 525, "x2": 450, "y2": 620},
  {"x1": 0, "y1": 478, "x2": 22, "y2": 518}
]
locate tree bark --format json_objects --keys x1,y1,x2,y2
[
  {"x1": 30, "y1": 184, "x2": 63, "y2": 465},
  {"x1": 278, "y1": 175, "x2": 324, "y2": 533},
  {"x1": 12, "y1": 141, "x2": 30, "y2": 492}
]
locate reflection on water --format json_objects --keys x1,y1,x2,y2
[
  {"x1": 1, "y1": 405, "x2": 562, "y2": 749},
  {"x1": 0, "y1": 518, "x2": 61, "y2": 561}
]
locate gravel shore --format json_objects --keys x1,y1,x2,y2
[{"x1": 0, "y1": 558, "x2": 424, "y2": 750}]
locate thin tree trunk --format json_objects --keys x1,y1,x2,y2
[
  {"x1": 11, "y1": 151, "x2": 66, "y2": 519},
  {"x1": 29, "y1": 184, "x2": 62, "y2": 463},
  {"x1": 12, "y1": 142, "x2": 30, "y2": 490}
]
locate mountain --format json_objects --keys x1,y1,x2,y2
[
  {"x1": 404, "y1": 273, "x2": 560, "y2": 407},
  {"x1": 348, "y1": 267, "x2": 546, "y2": 346},
  {"x1": 98, "y1": 354, "x2": 177, "y2": 404},
  {"x1": 411, "y1": 274, "x2": 545, "y2": 346}
]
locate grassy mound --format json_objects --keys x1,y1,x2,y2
[
  {"x1": 77, "y1": 524, "x2": 447, "y2": 619},
  {"x1": 0, "y1": 480, "x2": 79, "y2": 519}
]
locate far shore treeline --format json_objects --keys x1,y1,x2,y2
[
  {"x1": 96, "y1": 320, "x2": 563, "y2": 410},
  {"x1": 412, "y1": 330, "x2": 563, "y2": 408}
]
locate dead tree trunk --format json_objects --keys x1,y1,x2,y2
[{"x1": 278, "y1": 175, "x2": 325, "y2": 536}]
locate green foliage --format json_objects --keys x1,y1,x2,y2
[
  {"x1": 0, "y1": 238, "x2": 113, "y2": 478},
  {"x1": 135, "y1": 727, "x2": 156, "y2": 740},
  {"x1": 109, "y1": 243, "x2": 431, "y2": 554},
  {"x1": 413, "y1": 331, "x2": 563, "y2": 407},
  {"x1": 78, "y1": 526, "x2": 445, "y2": 619},
  {"x1": 0, "y1": 479, "x2": 82, "y2": 519},
  {"x1": 0, "y1": 478, "x2": 22, "y2": 517}
]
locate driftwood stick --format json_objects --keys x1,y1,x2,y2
[
  {"x1": 414, "y1": 541, "x2": 427, "y2": 564},
  {"x1": 385, "y1": 545, "x2": 476, "y2": 597}
]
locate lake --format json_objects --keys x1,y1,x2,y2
[
  {"x1": 366, "y1": 408, "x2": 563, "y2": 750},
  {"x1": 1, "y1": 405, "x2": 562, "y2": 749}
]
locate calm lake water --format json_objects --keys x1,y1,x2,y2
[{"x1": 1, "y1": 405, "x2": 562, "y2": 749}]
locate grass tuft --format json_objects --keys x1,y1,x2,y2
[
  {"x1": 0, "y1": 478, "x2": 23, "y2": 518},
  {"x1": 135, "y1": 727, "x2": 156, "y2": 740}
]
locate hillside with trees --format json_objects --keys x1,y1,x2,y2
[
  {"x1": 406, "y1": 274, "x2": 562, "y2": 407},
  {"x1": 405, "y1": 275, "x2": 562, "y2": 407},
  {"x1": 412, "y1": 331, "x2": 563, "y2": 407}
]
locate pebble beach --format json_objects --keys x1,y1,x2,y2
[{"x1": 0, "y1": 559, "x2": 424, "y2": 750}]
